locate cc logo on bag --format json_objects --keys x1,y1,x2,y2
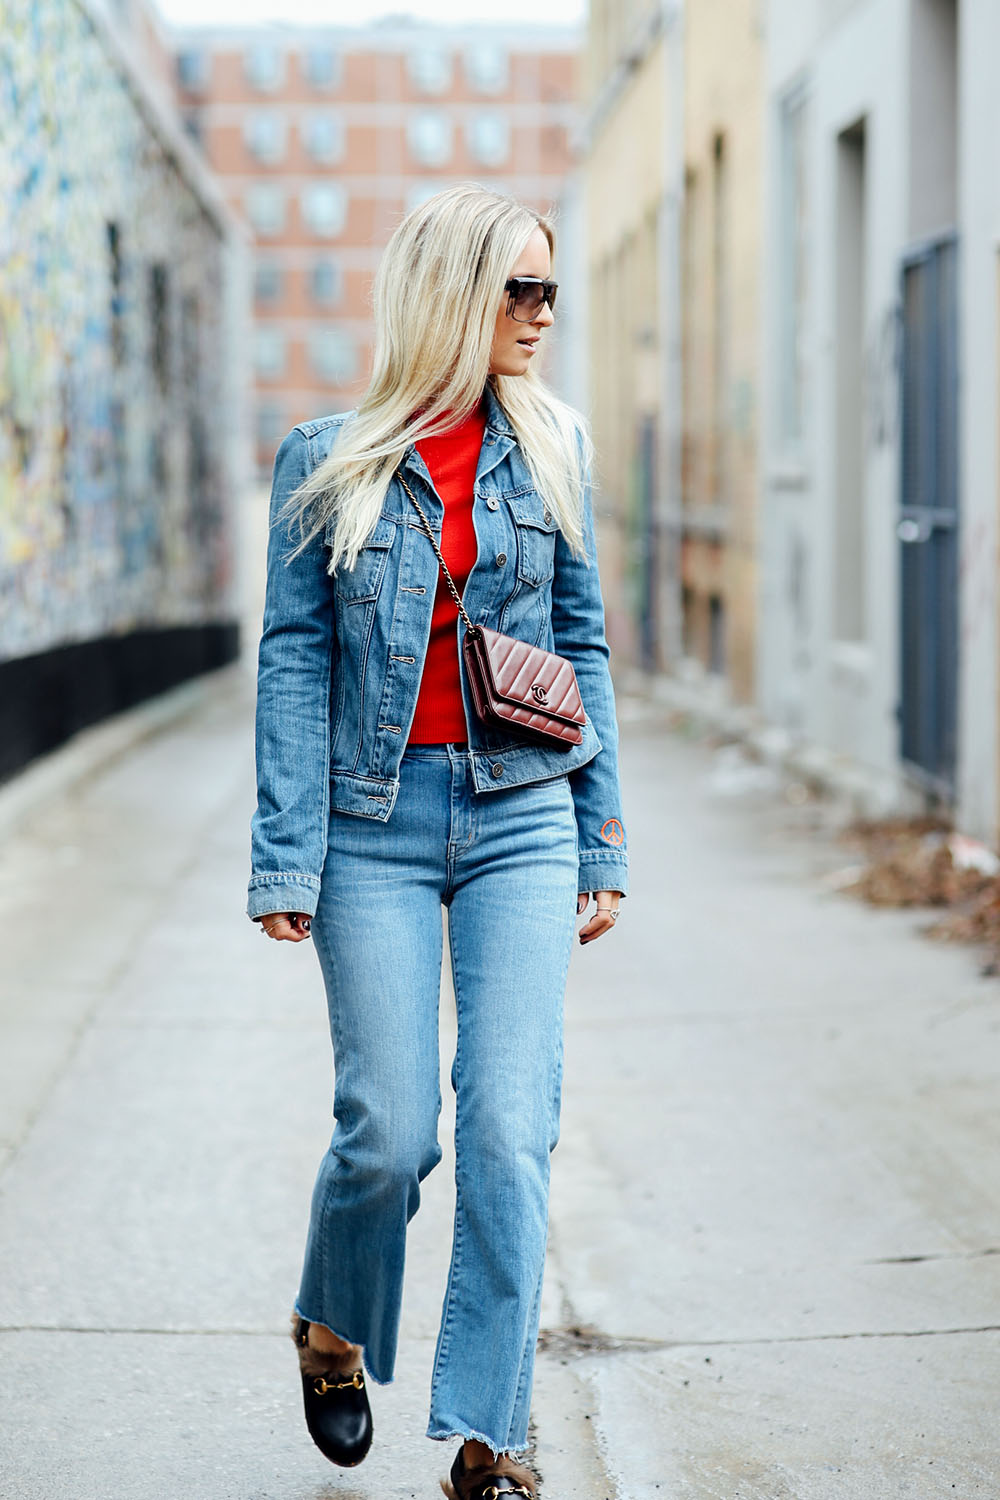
[{"x1": 531, "y1": 683, "x2": 549, "y2": 705}]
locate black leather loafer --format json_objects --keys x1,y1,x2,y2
[
  {"x1": 292, "y1": 1315, "x2": 373, "y2": 1468},
  {"x1": 444, "y1": 1445, "x2": 537, "y2": 1500}
]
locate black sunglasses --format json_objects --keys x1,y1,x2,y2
[{"x1": 504, "y1": 276, "x2": 558, "y2": 322}]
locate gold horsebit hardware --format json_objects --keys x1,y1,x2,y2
[{"x1": 312, "y1": 1369, "x2": 365, "y2": 1395}]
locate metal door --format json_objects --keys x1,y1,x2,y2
[{"x1": 898, "y1": 235, "x2": 959, "y2": 792}]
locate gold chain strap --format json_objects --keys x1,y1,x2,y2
[{"x1": 396, "y1": 472, "x2": 477, "y2": 634}]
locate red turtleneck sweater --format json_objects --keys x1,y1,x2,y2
[{"x1": 408, "y1": 403, "x2": 487, "y2": 743}]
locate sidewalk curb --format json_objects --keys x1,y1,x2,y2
[{"x1": 0, "y1": 663, "x2": 246, "y2": 842}]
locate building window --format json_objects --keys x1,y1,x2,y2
[
  {"x1": 256, "y1": 401, "x2": 286, "y2": 450},
  {"x1": 254, "y1": 262, "x2": 283, "y2": 303},
  {"x1": 833, "y1": 117, "x2": 868, "y2": 642},
  {"x1": 244, "y1": 43, "x2": 284, "y2": 91},
  {"x1": 182, "y1": 111, "x2": 203, "y2": 146},
  {"x1": 408, "y1": 112, "x2": 451, "y2": 167},
  {"x1": 303, "y1": 113, "x2": 343, "y2": 164},
  {"x1": 180, "y1": 291, "x2": 200, "y2": 391},
  {"x1": 708, "y1": 594, "x2": 726, "y2": 674},
  {"x1": 303, "y1": 45, "x2": 338, "y2": 89},
  {"x1": 244, "y1": 111, "x2": 286, "y2": 163},
  {"x1": 465, "y1": 44, "x2": 507, "y2": 94},
  {"x1": 308, "y1": 327, "x2": 357, "y2": 382},
  {"x1": 301, "y1": 183, "x2": 347, "y2": 237},
  {"x1": 246, "y1": 184, "x2": 285, "y2": 235},
  {"x1": 407, "y1": 47, "x2": 451, "y2": 95},
  {"x1": 467, "y1": 113, "x2": 508, "y2": 167},
  {"x1": 107, "y1": 222, "x2": 125, "y2": 366},
  {"x1": 176, "y1": 49, "x2": 209, "y2": 93},
  {"x1": 545, "y1": 123, "x2": 571, "y2": 158},
  {"x1": 309, "y1": 259, "x2": 342, "y2": 305},
  {"x1": 778, "y1": 86, "x2": 808, "y2": 447},
  {"x1": 148, "y1": 263, "x2": 170, "y2": 393},
  {"x1": 254, "y1": 326, "x2": 286, "y2": 379},
  {"x1": 711, "y1": 131, "x2": 729, "y2": 507},
  {"x1": 681, "y1": 586, "x2": 696, "y2": 657},
  {"x1": 681, "y1": 166, "x2": 698, "y2": 503}
]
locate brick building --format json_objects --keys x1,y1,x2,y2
[{"x1": 172, "y1": 21, "x2": 580, "y2": 475}]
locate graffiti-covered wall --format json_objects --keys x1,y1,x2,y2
[{"x1": 0, "y1": 0, "x2": 243, "y2": 775}]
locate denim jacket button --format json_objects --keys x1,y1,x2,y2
[
  {"x1": 491, "y1": 762, "x2": 504, "y2": 778},
  {"x1": 486, "y1": 497, "x2": 499, "y2": 511},
  {"x1": 495, "y1": 552, "x2": 507, "y2": 566}
]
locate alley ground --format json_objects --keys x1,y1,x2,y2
[{"x1": 1, "y1": 660, "x2": 999, "y2": 1499}]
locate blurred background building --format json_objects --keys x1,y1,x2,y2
[
  {"x1": 582, "y1": 0, "x2": 1000, "y2": 847},
  {"x1": 679, "y1": 0, "x2": 762, "y2": 705},
  {"x1": 583, "y1": 0, "x2": 681, "y2": 667},
  {"x1": 171, "y1": 20, "x2": 580, "y2": 476},
  {"x1": 758, "y1": 0, "x2": 1000, "y2": 841},
  {"x1": 582, "y1": 0, "x2": 760, "y2": 691},
  {"x1": 0, "y1": 0, "x2": 245, "y2": 781}
]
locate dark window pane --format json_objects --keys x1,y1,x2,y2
[
  {"x1": 254, "y1": 263, "x2": 283, "y2": 302},
  {"x1": 309, "y1": 260, "x2": 341, "y2": 304},
  {"x1": 304, "y1": 46, "x2": 338, "y2": 88},
  {"x1": 177, "y1": 50, "x2": 209, "y2": 91}
]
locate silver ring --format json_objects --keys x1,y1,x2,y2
[{"x1": 595, "y1": 907, "x2": 619, "y2": 920}]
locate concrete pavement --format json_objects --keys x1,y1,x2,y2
[{"x1": 1, "y1": 670, "x2": 998, "y2": 1498}]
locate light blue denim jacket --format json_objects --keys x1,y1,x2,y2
[{"x1": 248, "y1": 385, "x2": 628, "y2": 920}]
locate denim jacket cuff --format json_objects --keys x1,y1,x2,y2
[
  {"x1": 577, "y1": 849, "x2": 629, "y2": 897},
  {"x1": 247, "y1": 873, "x2": 321, "y2": 921}
]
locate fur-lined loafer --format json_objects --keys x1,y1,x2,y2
[
  {"x1": 441, "y1": 1445, "x2": 538, "y2": 1500},
  {"x1": 291, "y1": 1314, "x2": 372, "y2": 1468}
]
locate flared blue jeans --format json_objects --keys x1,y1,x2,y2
[{"x1": 295, "y1": 742, "x2": 579, "y2": 1455}]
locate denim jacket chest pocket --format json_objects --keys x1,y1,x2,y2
[
  {"x1": 328, "y1": 516, "x2": 397, "y2": 603},
  {"x1": 505, "y1": 492, "x2": 558, "y2": 586}
]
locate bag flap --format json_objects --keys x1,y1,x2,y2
[{"x1": 473, "y1": 626, "x2": 586, "y2": 728}]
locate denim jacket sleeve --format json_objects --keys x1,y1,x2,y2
[
  {"x1": 551, "y1": 473, "x2": 629, "y2": 897},
  {"x1": 247, "y1": 429, "x2": 333, "y2": 920}
]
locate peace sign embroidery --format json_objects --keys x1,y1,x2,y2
[{"x1": 600, "y1": 818, "x2": 625, "y2": 846}]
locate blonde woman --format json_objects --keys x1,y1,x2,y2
[{"x1": 249, "y1": 184, "x2": 628, "y2": 1500}]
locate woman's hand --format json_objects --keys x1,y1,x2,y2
[
  {"x1": 257, "y1": 913, "x2": 312, "y2": 943},
  {"x1": 576, "y1": 890, "x2": 621, "y2": 945}
]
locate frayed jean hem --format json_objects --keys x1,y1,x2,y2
[
  {"x1": 292, "y1": 1300, "x2": 395, "y2": 1388},
  {"x1": 426, "y1": 1424, "x2": 530, "y2": 1458}
]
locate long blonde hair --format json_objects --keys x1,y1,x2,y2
[{"x1": 288, "y1": 183, "x2": 591, "y2": 572}]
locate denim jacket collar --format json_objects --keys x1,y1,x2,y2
[
  {"x1": 482, "y1": 380, "x2": 515, "y2": 437},
  {"x1": 397, "y1": 382, "x2": 517, "y2": 502}
]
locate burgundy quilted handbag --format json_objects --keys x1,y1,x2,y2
[{"x1": 397, "y1": 474, "x2": 586, "y2": 750}]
